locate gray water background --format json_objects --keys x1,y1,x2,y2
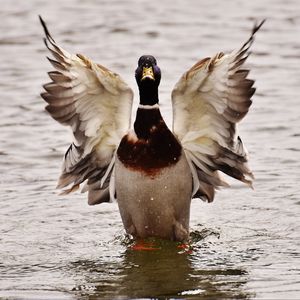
[{"x1": 0, "y1": 0, "x2": 300, "y2": 299}]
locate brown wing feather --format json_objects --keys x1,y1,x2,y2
[
  {"x1": 172, "y1": 20, "x2": 265, "y2": 202},
  {"x1": 39, "y1": 16, "x2": 133, "y2": 204}
]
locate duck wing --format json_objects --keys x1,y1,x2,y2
[
  {"x1": 40, "y1": 17, "x2": 133, "y2": 204},
  {"x1": 171, "y1": 21, "x2": 264, "y2": 202}
]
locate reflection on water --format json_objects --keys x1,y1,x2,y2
[
  {"x1": 70, "y1": 237, "x2": 252, "y2": 300},
  {"x1": 63, "y1": 228, "x2": 258, "y2": 299}
]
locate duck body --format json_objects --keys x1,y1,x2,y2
[
  {"x1": 116, "y1": 105, "x2": 193, "y2": 241},
  {"x1": 40, "y1": 17, "x2": 263, "y2": 242}
]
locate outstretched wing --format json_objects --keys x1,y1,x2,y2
[
  {"x1": 172, "y1": 21, "x2": 264, "y2": 202},
  {"x1": 40, "y1": 16, "x2": 133, "y2": 204}
]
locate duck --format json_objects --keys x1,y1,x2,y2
[{"x1": 39, "y1": 16, "x2": 264, "y2": 241}]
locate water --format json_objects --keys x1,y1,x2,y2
[{"x1": 1, "y1": 0, "x2": 300, "y2": 299}]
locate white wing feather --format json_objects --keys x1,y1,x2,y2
[
  {"x1": 40, "y1": 17, "x2": 133, "y2": 204},
  {"x1": 172, "y1": 21, "x2": 264, "y2": 202}
]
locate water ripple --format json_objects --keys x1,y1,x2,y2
[{"x1": 0, "y1": 0, "x2": 300, "y2": 299}]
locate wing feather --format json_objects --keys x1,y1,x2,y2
[
  {"x1": 40, "y1": 16, "x2": 133, "y2": 204},
  {"x1": 172, "y1": 20, "x2": 265, "y2": 202}
]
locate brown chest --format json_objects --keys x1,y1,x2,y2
[{"x1": 117, "y1": 126, "x2": 182, "y2": 177}]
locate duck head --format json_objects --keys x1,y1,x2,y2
[{"x1": 135, "y1": 55, "x2": 161, "y2": 106}]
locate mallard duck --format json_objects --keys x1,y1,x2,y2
[{"x1": 40, "y1": 17, "x2": 264, "y2": 241}]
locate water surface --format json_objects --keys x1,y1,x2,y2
[{"x1": 1, "y1": 0, "x2": 300, "y2": 299}]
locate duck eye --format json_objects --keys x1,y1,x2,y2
[{"x1": 153, "y1": 65, "x2": 160, "y2": 74}]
